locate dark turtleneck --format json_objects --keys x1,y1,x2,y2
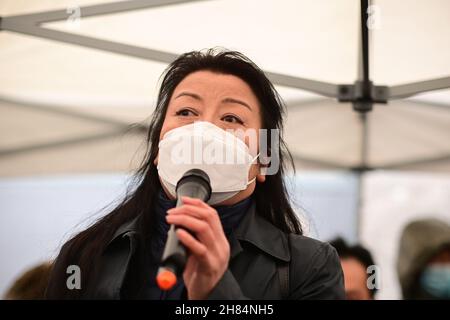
[{"x1": 122, "y1": 188, "x2": 252, "y2": 300}]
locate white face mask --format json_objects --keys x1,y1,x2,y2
[{"x1": 157, "y1": 121, "x2": 259, "y2": 205}]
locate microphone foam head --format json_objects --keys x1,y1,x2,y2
[{"x1": 156, "y1": 269, "x2": 177, "y2": 291}]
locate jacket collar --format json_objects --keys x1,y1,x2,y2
[
  {"x1": 107, "y1": 215, "x2": 141, "y2": 247},
  {"x1": 231, "y1": 202, "x2": 290, "y2": 262},
  {"x1": 107, "y1": 200, "x2": 291, "y2": 262}
]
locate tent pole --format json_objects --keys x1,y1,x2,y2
[
  {"x1": 0, "y1": 96, "x2": 149, "y2": 129},
  {"x1": 2, "y1": 0, "x2": 204, "y2": 24},
  {"x1": 354, "y1": 169, "x2": 364, "y2": 242},
  {"x1": 359, "y1": 0, "x2": 370, "y2": 88},
  {"x1": 389, "y1": 77, "x2": 450, "y2": 99},
  {"x1": 354, "y1": 0, "x2": 371, "y2": 240},
  {"x1": 0, "y1": 127, "x2": 144, "y2": 158}
]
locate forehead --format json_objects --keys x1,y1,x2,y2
[{"x1": 172, "y1": 70, "x2": 258, "y2": 101}]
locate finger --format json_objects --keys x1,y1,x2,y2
[
  {"x1": 167, "y1": 205, "x2": 210, "y2": 218},
  {"x1": 167, "y1": 205, "x2": 222, "y2": 234},
  {"x1": 183, "y1": 254, "x2": 198, "y2": 279},
  {"x1": 166, "y1": 214, "x2": 215, "y2": 244},
  {"x1": 176, "y1": 229, "x2": 208, "y2": 261},
  {"x1": 181, "y1": 196, "x2": 209, "y2": 209},
  {"x1": 167, "y1": 205, "x2": 220, "y2": 226}
]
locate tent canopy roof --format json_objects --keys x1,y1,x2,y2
[{"x1": 1, "y1": 0, "x2": 449, "y2": 176}]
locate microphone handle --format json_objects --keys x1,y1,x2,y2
[{"x1": 157, "y1": 183, "x2": 210, "y2": 290}]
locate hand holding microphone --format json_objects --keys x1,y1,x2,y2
[
  {"x1": 156, "y1": 169, "x2": 231, "y2": 299},
  {"x1": 155, "y1": 122, "x2": 258, "y2": 298}
]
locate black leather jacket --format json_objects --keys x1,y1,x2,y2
[{"x1": 46, "y1": 203, "x2": 345, "y2": 300}]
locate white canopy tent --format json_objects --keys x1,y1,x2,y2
[
  {"x1": 1, "y1": 0, "x2": 450, "y2": 300},
  {"x1": 0, "y1": 0, "x2": 449, "y2": 176}
]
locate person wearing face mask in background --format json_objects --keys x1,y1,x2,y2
[
  {"x1": 329, "y1": 238, "x2": 377, "y2": 300},
  {"x1": 45, "y1": 49, "x2": 345, "y2": 300},
  {"x1": 397, "y1": 218, "x2": 450, "y2": 300}
]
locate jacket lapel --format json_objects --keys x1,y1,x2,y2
[
  {"x1": 96, "y1": 215, "x2": 140, "y2": 299},
  {"x1": 232, "y1": 202, "x2": 291, "y2": 262}
]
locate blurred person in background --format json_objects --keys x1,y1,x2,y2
[
  {"x1": 397, "y1": 218, "x2": 450, "y2": 300},
  {"x1": 4, "y1": 262, "x2": 52, "y2": 300},
  {"x1": 330, "y1": 237, "x2": 377, "y2": 300}
]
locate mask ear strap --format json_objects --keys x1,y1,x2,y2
[
  {"x1": 257, "y1": 153, "x2": 271, "y2": 176},
  {"x1": 247, "y1": 153, "x2": 262, "y2": 182},
  {"x1": 251, "y1": 153, "x2": 260, "y2": 163},
  {"x1": 250, "y1": 153, "x2": 268, "y2": 176},
  {"x1": 247, "y1": 177, "x2": 257, "y2": 186},
  {"x1": 247, "y1": 154, "x2": 261, "y2": 185}
]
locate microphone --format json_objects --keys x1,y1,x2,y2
[{"x1": 156, "y1": 169, "x2": 211, "y2": 291}]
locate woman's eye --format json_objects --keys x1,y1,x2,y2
[
  {"x1": 175, "y1": 108, "x2": 197, "y2": 117},
  {"x1": 222, "y1": 114, "x2": 243, "y2": 124}
]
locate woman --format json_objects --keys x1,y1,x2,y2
[{"x1": 45, "y1": 49, "x2": 344, "y2": 300}]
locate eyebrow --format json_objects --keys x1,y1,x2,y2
[
  {"x1": 175, "y1": 92, "x2": 202, "y2": 101},
  {"x1": 175, "y1": 92, "x2": 252, "y2": 111},
  {"x1": 222, "y1": 97, "x2": 252, "y2": 111}
]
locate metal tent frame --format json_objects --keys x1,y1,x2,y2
[{"x1": 1, "y1": 0, "x2": 449, "y2": 171}]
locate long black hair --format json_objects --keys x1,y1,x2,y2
[{"x1": 46, "y1": 48, "x2": 302, "y2": 298}]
